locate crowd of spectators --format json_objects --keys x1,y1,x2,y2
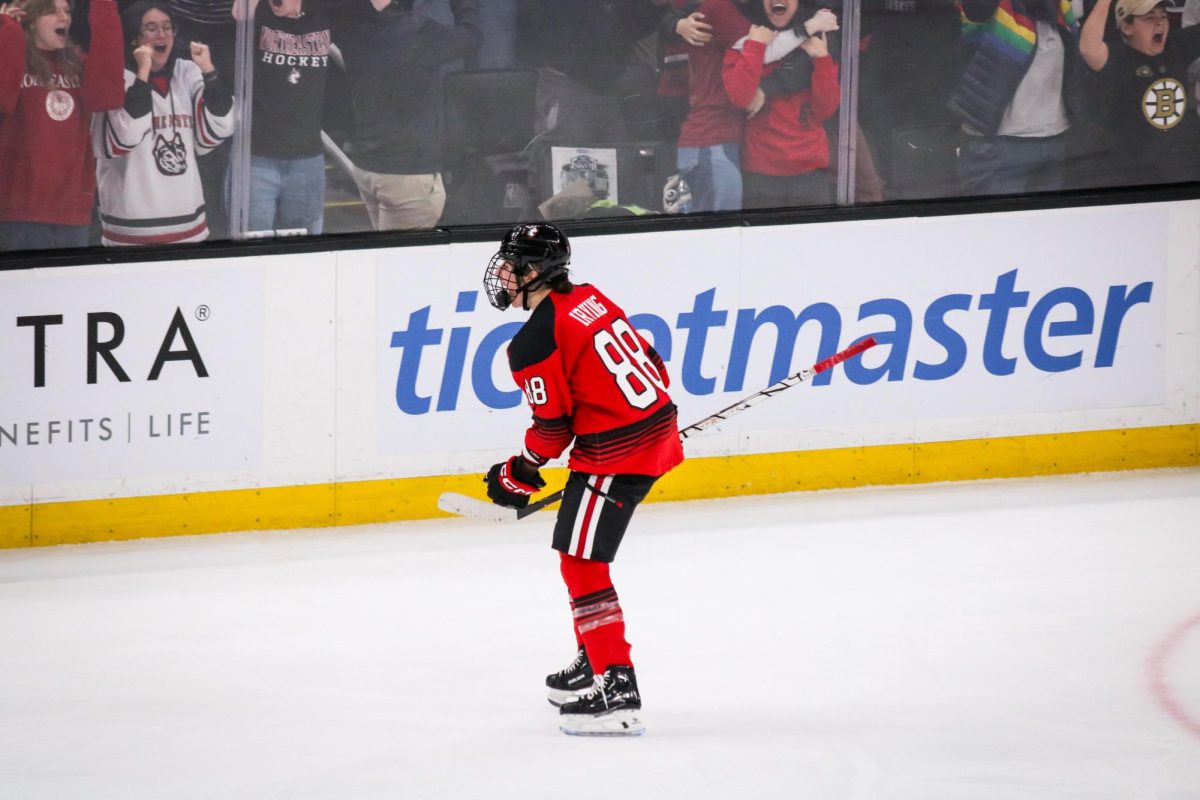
[{"x1": 2, "y1": 0, "x2": 1200, "y2": 253}]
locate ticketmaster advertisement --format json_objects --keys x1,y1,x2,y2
[{"x1": 372, "y1": 203, "x2": 1177, "y2": 464}]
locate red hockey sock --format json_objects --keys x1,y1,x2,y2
[{"x1": 559, "y1": 551, "x2": 632, "y2": 673}]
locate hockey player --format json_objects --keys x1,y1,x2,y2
[{"x1": 482, "y1": 222, "x2": 684, "y2": 737}]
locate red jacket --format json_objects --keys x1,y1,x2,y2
[
  {"x1": 0, "y1": 1, "x2": 124, "y2": 226},
  {"x1": 508, "y1": 284, "x2": 684, "y2": 477},
  {"x1": 723, "y1": 40, "x2": 839, "y2": 176}
]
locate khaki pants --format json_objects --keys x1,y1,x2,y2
[{"x1": 351, "y1": 167, "x2": 446, "y2": 231}]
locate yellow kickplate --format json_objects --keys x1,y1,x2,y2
[{"x1": 2, "y1": 424, "x2": 1196, "y2": 549}]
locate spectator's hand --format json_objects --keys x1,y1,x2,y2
[
  {"x1": 747, "y1": 25, "x2": 777, "y2": 45},
  {"x1": 800, "y1": 31, "x2": 828, "y2": 58},
  {"x1": 804, "y1": 8, "x2": 838, "y2": 36},
  {"x1": 676, "y1": 12, "x2": 713, "y2": 46},
  {"x1": 0, "y1": 3, "x2": 27, "y2": 21},
  {"x1": 190, "y1": 41, "x2": 216, "y2": 75},
  {"x1": 746, "y1": 87, "x2": 766, "y2": 117},
  {"x1": 133, "y1": 44, "x2": 154, "y2": 79}
]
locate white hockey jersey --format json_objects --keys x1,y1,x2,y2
[{"x1": 93, "y1": 58, "x2": 233, "y2": 246}]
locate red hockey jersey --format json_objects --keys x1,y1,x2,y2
[{"x1": 508, "y1": 284, "x2": 684, "y2": 477}]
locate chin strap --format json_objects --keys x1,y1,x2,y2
[{"x1": 516, "y1": 270, "x2": 548, "y2": 311}]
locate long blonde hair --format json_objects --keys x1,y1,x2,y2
[{"x1": 18, "y1": 0, "x2": 83, "y2": 85}]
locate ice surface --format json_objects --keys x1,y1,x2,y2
[{"x1": 2, "y1": 469, "x2": 1199, "y2": 799}]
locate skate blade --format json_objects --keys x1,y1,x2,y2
[
  {"x1": 547, "y1": 687, "x2": 591, "y2": 707},
  {"x1": 559, "y1": 709, "x2": 645, "y2": 737}
]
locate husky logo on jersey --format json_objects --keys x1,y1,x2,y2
[
  {"x1": 153, "y1": 132, "x2": 188, "y2": 176},
  {"x1": 45, "y1": 89, "x2": 74, "y2": 122},
  {"x1": 1143, "y1": 78, "x2": 1186, "y2": 130}
]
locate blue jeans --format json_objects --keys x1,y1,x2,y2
[
  {"x1": 957, "y1": 133, "x2": 1067, "y2": 196},
  {"x1": 245, "y1": 154, "x2": 326, "y2": 235},
  {"x1": 676, "y1": 142, "x2": 742, "y2": 214},
  {"x1": 0, "y1": 221, "x2": 89, "y2": 252}
]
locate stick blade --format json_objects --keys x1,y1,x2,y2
[{"x1": 437, "y1": 492, "x2": 520, "y2": 523}]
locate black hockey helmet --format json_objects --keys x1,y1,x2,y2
[{"x1": 484, "y1": 223, "x2": 572, "y2": 310}]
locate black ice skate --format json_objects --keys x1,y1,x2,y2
[
  {"x1": 546, "y1": 646, "x2": 594, "y2": 707},
  {"x1": 558, "y1": 664, "x2": 644, "y2": 737}
]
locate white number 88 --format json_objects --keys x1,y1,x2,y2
[{"x1": 593, "y1": 319, "x2": 667, "y2": 409}]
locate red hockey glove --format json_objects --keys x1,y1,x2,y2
[{"x1": 485, "y1": 456, "x2": 547, "y2": 509}]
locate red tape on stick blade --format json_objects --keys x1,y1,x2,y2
[{"x1": 812, "y1": 337, "x2": 877, "y2": 375}]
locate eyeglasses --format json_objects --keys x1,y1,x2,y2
[{"x1": 139, "y1": 23, "x2": 174, "y2": 35}]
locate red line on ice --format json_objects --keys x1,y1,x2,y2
[{"x1": 1148, "y1": 612, "x2": 1200, "y2": 739}]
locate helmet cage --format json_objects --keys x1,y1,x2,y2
[
  {"x1": 483, "y1": 252, "x2": 569, "y2": 311},
  {"x1": 483, "y1": 253, "x2": 518, "y2": 311},
  {"x1": 483, "y1": 225, "x2": 571, "y2": 310}
]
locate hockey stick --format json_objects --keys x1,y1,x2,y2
[{"x1": 437, "y1": 336, "x2": 878, "y2": 522}]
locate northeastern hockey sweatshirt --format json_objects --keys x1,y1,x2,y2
[{"x1": 0, "y1": 1, "x2": 124, "y2": 226}]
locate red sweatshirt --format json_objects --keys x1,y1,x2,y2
[
  {"x1": 722, "y1": 39, "x2": 839, "y2": 176},
  {"x1": 676, "y1": 0, "x2": 751, "y2": 148},
  {"x1": 0, "y1": 1, "x2": 124, "y2": 226}
]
